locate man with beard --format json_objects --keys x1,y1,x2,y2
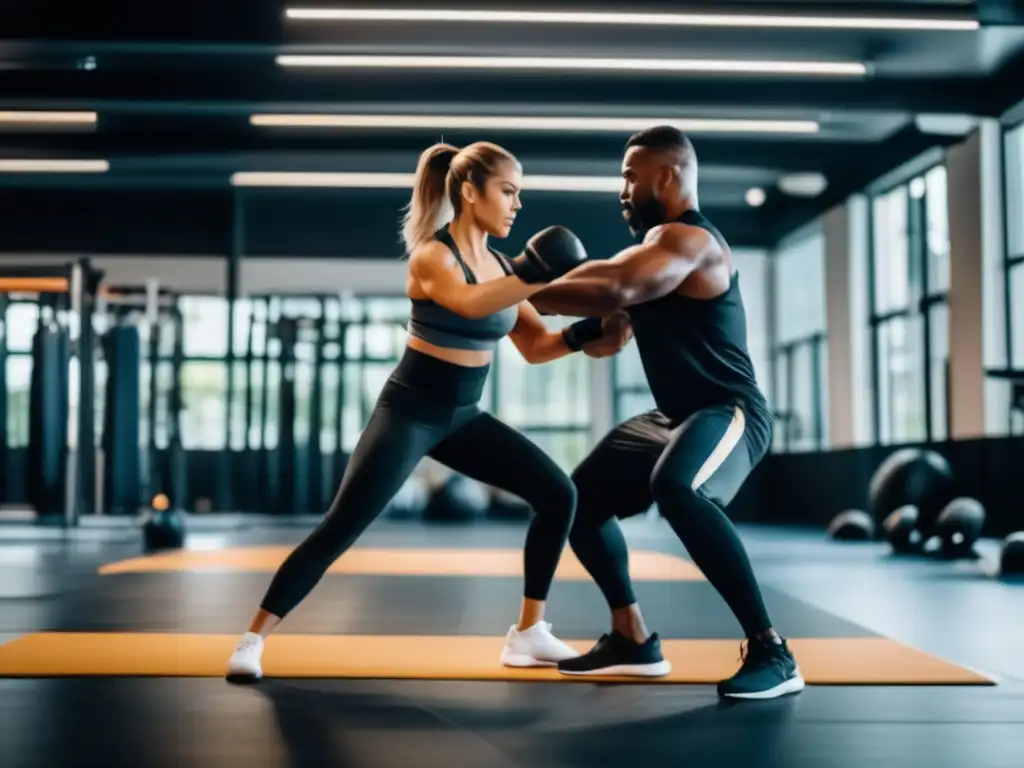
[{"x1": 529, "y1": 125, "x2": 804, "y2": 700}]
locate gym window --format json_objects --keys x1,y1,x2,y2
[
  {"x1": 771, "y1": 227, "x2": 828, "y2": 453},
  {"x1": 868, "y1": 164, "x2": 950, "y2": 445},
  {"x1": 226, "y1": 294, "x2": 411, "y2": 455},
  {"x1": 494, "y1": 316, "x2": 592, "y2": 472},
  {"x1": 1002, "y1": 121, "x2": 1024, "y2": 434},
  {"x1": 612, "y1": 340, "x2": 657, "y2": 423},
  {"x1": 3, "y1": 300, "x2": 41, "y2": 449}
]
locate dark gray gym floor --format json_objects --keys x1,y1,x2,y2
[{"x1": 1, "y1": 516, "x2": 1022, "y2": 768}]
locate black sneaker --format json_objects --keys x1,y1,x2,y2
[
  {"x1": 557, "y1": 631, "x2": 672, "y2": 677},
  {"x1": 717, "y1": 637, "x2": 805, "y2": 699}
]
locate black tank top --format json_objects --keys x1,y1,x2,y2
[{"x1": 626, "y1": 209, "x2": 772, "y2": 451}]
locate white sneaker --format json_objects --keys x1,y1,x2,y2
[
  {"x1": 226, "y1": 632, "x2": 264, "y2": 683},
  {"x1": 500, "y1": 621, "x2": 580, "y2": 668}
]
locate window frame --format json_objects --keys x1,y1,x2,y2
[
  {"x1": 493, "y1": 320, "x2": 593, "y2": 472},
  {"x1": 867, "y1": 165, "x2": 950, "y2": 445},
  {"x1": 611, "y1": 338, "x2": 657, "y2": 425},
  {"x1": 770, "y1": 227, "x2": 827, "y2": 453},
  {"x1": 1002, "y1": 120, "x2": 1024, "y2": 369},
  {"x1": 997, "y1": 119, "x2": 1024, "y2": 434},
  {"x1": 771, "y1": 332, "x2": 826, "y2": 452}
]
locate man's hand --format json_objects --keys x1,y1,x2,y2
[{"x1": 583, "y1": 311, "x2": 633, "y2": 358}]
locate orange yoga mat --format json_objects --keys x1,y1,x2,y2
[
  {"x1": 98, "y1": 547, "x2": 706, "y2": 581},
  {"x1": 0, "y1": 632, "x2": 994, "y2": 685}
]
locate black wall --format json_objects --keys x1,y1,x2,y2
[
  {"x1": 0, "y1": 189, "x2": 234, "y2": 255},
  {"x1": 748, "y1": 437, "x2": 1024, "y2": 537}
]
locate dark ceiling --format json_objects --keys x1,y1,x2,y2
[{"x1": 0, "y1": 0, "x2": 1023, "y2": 259}]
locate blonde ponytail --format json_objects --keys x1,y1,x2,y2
[{"x1": 401, "y1": 142, "x2": 459, "y2": 255}]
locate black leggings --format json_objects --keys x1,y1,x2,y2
[
  {"x1": 568, "y1": 404, "x2": 773, "y2": 639},
  {"x1": 260, "y1": 348, "x2": 577, "y2": 619}
]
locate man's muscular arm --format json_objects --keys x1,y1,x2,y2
[{"x1": 529, "y1": 224, "x2": 713, "y2": 317}]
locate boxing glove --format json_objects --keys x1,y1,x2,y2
[{"x1": 509, "y1": 226, "x2": 588, "y2": 283}]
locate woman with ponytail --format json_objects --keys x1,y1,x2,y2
[{"x1": 226, "y1": 141, "x2": 633, "y2": 682}]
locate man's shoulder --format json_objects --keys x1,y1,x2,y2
[{"x1": 645, "y1": 221, "x2": 719, "y2": 261}]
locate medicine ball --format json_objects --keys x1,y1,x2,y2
[
  {"x1": 882, "y1": 504, "x2": 922, "y2": 554},
  {"x1": 868, "y1": 448, "x2": 957, "y2": 539},
  {"x1": 933, "y1": 497, "x2": 985, "y2": 559},
  {"x1": 424, "y1": 474, "x2": 489, "y2": 523},
  {"x1": 142, "y1": 507, "x2": 186, "y2": 552},
  {"x1": 827, "y1": 509, "x2": 875, "y2": 542},
  {"x1": 999, "y1": 532, "x2": 1024, "y2": 577}
]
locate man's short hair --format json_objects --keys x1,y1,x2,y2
[{"x1": 625, "y1": 125, "x2": 695, "y2": 156}]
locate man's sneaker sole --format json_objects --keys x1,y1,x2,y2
[
  {"x1": 720, "y1": 672, "x2": 805, "y2": 699},
  {"x1": 558, "y1": 660, "x2": 672, "y2": 677}
]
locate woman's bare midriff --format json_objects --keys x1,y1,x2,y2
[{"x1": 406, "y1": 335, "x2": 493, "y2": 368}]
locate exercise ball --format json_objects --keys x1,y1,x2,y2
[
  {"x1": 999, "y1": 532, "x2": 1024, "y2": 577},
  {"x1": 387, "y1": 476, "x2": 429, "y2": 520},
  {"x1": 827, "y1": 509, "x2": 875, "y2": 541},
  {"x1": 882, "y1": 504, "x2": 921, "y2": 554},
  {"x1": 933, "y1": 497, "x2": 985, "y2": 559},
  {"x1": 868, "y1": 448, "x2": 957, "y2": 539},
  {"x1": 142, "y1": 507, "x2": 186, "y2": 551},
  {"x1": 424, "y1": 474, "x2": 489, "y2": 523}
]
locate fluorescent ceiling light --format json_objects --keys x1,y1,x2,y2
[
  {"x1": 914, "y1": 114, "x2": 978, "y2": 136},
  {"x1": 0, "y1": 111, "x2": 97, "y2": 125},
  {"x1": 778, "y1": 172, "x2": 828, "y2": 197},
  {"x1": 250, "y1": 113, "x2": 820, "y2": 135},
  {"x1": 0, "y1": 159, "x2": 109, "y2": 173},
  {"x1": 285, "y1": 7, "x2": 979, "y2": 31},
  {"x1": 231, "y1": 172, "x2": 621, "y2": 192},
  {"x1": 745, "y1": 187, "x2": 766, "y2": 207},
  {"x1": 276, "y1": 55, "x2": 867, "y2": 77}
]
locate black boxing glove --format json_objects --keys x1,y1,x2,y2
[
  {"x1": 509, "y1": 226, "x2": 588, "y2": 283},
  {"x1": 561, "y1": 317, "x2": 605, "y2": 351}
]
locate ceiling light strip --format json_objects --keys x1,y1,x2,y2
[
  {"x1": 0, "y1": 111, "x2": 98, "y2": 124},
  {"x1": 275, "y1": 55, "x2": 867, "y2": 76},
  {"x1": 249, "y1": 114, "x2": 820, "y2": 134},
  {"x1": 284, "y1": 7, "x2": 978, "y2": 31},
  {"x1": 231, "y1": 172, "x2": 622, "y2": 192},
  {"x1": 0, "y1": 159, "x2": 109, "y2": 173}
]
